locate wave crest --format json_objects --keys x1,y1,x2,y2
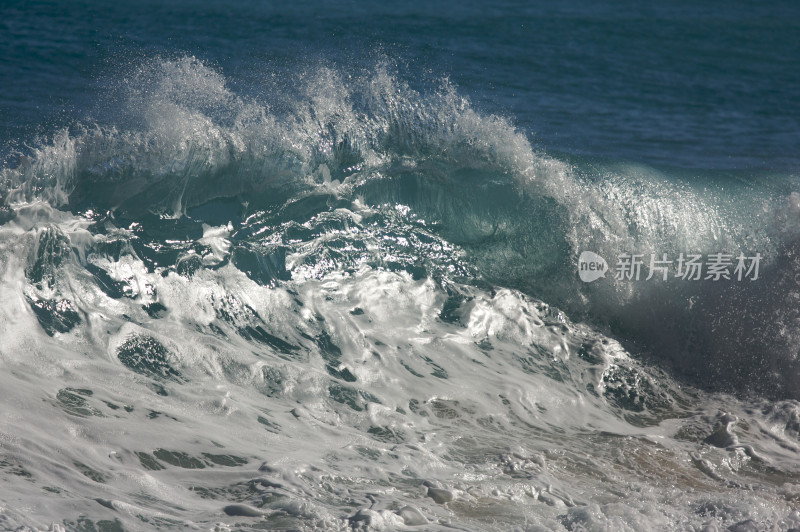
[{"x1": 1, "y1": 56, "x2": 562, "y2": 216}]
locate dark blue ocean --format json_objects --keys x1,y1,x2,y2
[
  {"x1": 3, "y1": 0, "x2": 799, "y2": 169},
  {"x1": 2, "y1": 2, "x2": 800, "y2": 530}
]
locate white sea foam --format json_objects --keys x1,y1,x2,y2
[{"x1": 0, "y1": 202, "x2": 799, "y2": 530}]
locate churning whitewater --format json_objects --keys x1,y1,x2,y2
[{"x1": 2, "y1": 57, "x2": 800, "y2": 531}]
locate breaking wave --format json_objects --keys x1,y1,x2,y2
[{"x1": 2, "y1": 56, "x2": 800, "y2": 530}]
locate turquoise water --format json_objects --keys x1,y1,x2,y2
[{"x1": 1, "y1": 2, "x2": 800, "y2": 531}]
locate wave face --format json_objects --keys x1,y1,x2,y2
[{"x1": 2, "y1": 58, "x2": 800, "y2": 531}]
